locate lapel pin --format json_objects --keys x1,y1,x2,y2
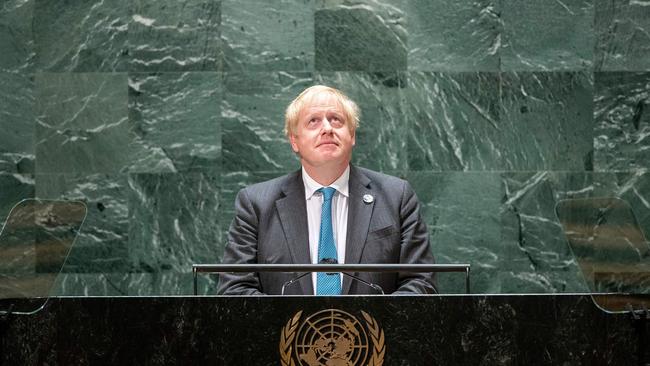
[{"x1": 363, "y1": 194, "x2": 374, "y2": 204}]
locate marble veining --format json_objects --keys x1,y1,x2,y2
[
  {"x1": 594, "y1": 72, "x2": 650, "y2": 171},
  {"x1": 0, "y1": 0, "x2": 649, "y2": 296}
]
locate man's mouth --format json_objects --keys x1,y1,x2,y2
[{"x1": 318, "y1": 141, "x2": 338, "y2": 147}]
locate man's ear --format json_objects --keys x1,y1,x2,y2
[{"x1": 289, "y1": 134, "x2": 299, "y2": 153}]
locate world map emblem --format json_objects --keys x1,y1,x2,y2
[{"x1": 280, "y1": 309, "x2": 385, "y2": 366}]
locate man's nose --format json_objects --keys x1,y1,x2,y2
[{"x1": 321, "y1": 118, "x2": 333, "y2": 132}]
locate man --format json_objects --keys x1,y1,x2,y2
[{"x1": 218, "y1": 85, "x2": 436, "y2": 295}]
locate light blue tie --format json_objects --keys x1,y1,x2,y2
[{"x1": 316, "y1": 187, "x2": 341, "y2": 295}]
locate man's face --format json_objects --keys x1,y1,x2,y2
[{"x1": 289, "y1": 92, "x2": 356, "y2": 171}]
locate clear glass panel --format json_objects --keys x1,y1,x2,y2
[
  {"x1": 556, "y1": 197, "x2": 650, "y2": 313},
  {"x1": 0, "y1": 199, "x2": 86, "y2": 314}
]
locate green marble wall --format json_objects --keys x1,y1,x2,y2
[{"x1": 1, "y1": 0, "x2": 649, "y2": 295}]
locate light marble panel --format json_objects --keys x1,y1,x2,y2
[
  {"x1": 0, "y1": 0, "x2": 34, "y2": 73},
  {"x1": 404, "y1": 72, "x2": 502, "y2": 171},
  {"x1": 408, "y1": 171, "x2": 507, "y2": 294},
  {"x1": 129, "y1": 0, "x2": 221, "y2": 71},
  {"x1": 500, "y1": 0, "x2": 593, "y2": 71},
  {"x1": 0, "y1": 72, "x2": 35, "y2": 173},
  {"x1": 34, "y1": 0, "x2": 128, "y2": 72},
  {"x1": 595, "y1": 0, "x2": 650, "y2": 71},
  {"x1": 402, "y1": 0, "x2": 500, "y2": 71},
  {"x1": 222, "y1": 0, "x2": 314, "y2": 71},
  {"x1": 126, "y1": 173, "x2": 221, "y2": 274},
  {"x1": 499, "y1": 72, "x2": 593, "y2": 170},
  {"x1": 128, "y1": 72, "x2": 221, "y2": 173},
  {"x1": 35, "y1": 73, "x2": 133, "y2": 174},
  {"x1": 314, "y1": 0, "x2": 406, "y2": 71}
]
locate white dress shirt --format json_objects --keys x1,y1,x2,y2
[{"x1": 302, "y1": 166, "x2": 349, "y2": 294}]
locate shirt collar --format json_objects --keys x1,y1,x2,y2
[{"x1": 302, "y1": 165, "x2": 350, "y2": 200}]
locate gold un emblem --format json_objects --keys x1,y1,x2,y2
[{"x1": 280, "y1": 309, "x2": 385, "y2": 366}]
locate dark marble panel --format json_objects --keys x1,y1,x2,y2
[
  {"x1": 407, "y1": 171, "x2": 504, "y2": 294},
  {"x1": 0, "y1": 0, "x2": 34, "y2": 73},
  {"x1": 129, "y1": 0, "x2": 221, "y2": 71},
  {"x1": 315, "y1": 72, "x2": 407, "y2": 171},
  {"x1": 33, "y1": 0, "x2": 128, "y2": 72},
  {"x1": 594, "y1": 72, "x2": 650, "y2": 171},
  {"x1": 128, "y1": 72, "x2": 221, "y2": 173},
  {"x1": 314, "y1": 0, "x2": 406, "y2": 71},
  {"x1": 35, "y1": 73, "x2": 133, "y2": 174},
  {"x1": 35, "y1": 173, "x2": 130, "y2": 274},
  {"x1": 0, "y1": 296, "x2": 639, "y2": 365},
  {"x1": 404, "y1": 72, "x2": 502, "y2": 171},
  {"x1": 221, "y1": 0, "x2": 314, "y2": 71},
  {"x1": 126, "y1": 173, "x2": 221, "y2": 275},
  {"x1": 401, "y1": 0, "x2": 500, "y2": 71},
  {"x1": 501, "y1": 172, "x2": 593, "y2": 293},
  {"x1": 222, "y1": 72, "x2": 309, "y2": 172},
  {"x1": 0, "y1": 173, "x2": 34, "y2": 226},
  {"x1": 499, "y1": 72, "x2": 593, "y2": 170},
  {"x1": 501, "y1": 0, "x2": 593, "y2": 71},
  {"x1": 595, "y1": 0, "x2": 650, "y2": 71},
  {"x1": 0, "y1": 72, "x2": 35, "y2": 174}
]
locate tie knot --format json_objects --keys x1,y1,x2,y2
[{"x1": 319, "y1": 187, "x2": 336, "y2": 201}]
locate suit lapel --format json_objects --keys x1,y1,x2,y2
[
  {"x1": 275, "y1": 170, "x2": 313, "y2": 295},
  {"x1": 343, "y1": 166, "x2": 374, "y2": 294}
]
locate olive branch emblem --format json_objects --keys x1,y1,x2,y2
[
  {"x1": 280, "y1": 310, "x2": 302, "y2": 366},
  {"x1": 362, "y1": 311, "x2": 385, "y2": 366}
]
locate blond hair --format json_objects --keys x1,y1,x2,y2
[{"x1": 284, "y1": 85, "x2": 360, "y2": 138}]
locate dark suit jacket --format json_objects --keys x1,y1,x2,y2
[{"x1": 217, "y1": 165, "x2": 436, "y2": 295}]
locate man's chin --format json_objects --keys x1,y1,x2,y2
[{"x1": 303, "y1": 156, "x2": 350, "y2": 168}]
